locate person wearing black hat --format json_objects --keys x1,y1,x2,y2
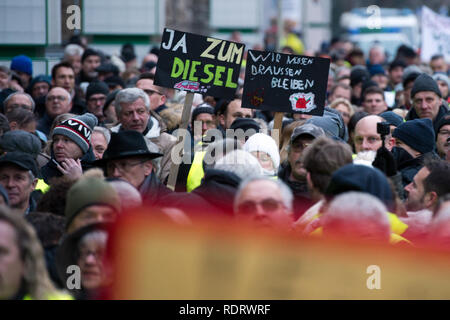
[
  {"x1": 387, "y1": 60, "x2": 406, "y2": 91},
  {"x1": 191, "y1": 103, "x2": 217, "y2": 140},
  {"x1": 399, "y1": 65, "x2": 422, "y2": 111},
  {"x1": 85, "y1": 81, "x2": 109, "y2": 124},
  {"x1": 97, "y1": 130, "x2": 171, "y2": 206},
  {"x1": 28, "y1": 74, "x2": 51, "y2": 100},
  {"x1": 392, "y1": 118, "x2": 438, "y2": 188},
  {"x1": 278, "y1": 123, "x2": 325, "y2": 218},
  {"x1": 76, "y1": 48, "x2": 101, "y2": 85},
  {"x1": 229, "y1": 117, "x2": 260, "y2": 144},
  {"x1": 41, "y1": 113, "x2": 98, "y2": 184},
  {"x1": 0, "y1": 151, "x2": 39, "y2": 215},
  {"x1": 350, "y1": 66, "x2": 370, "y2": 106},
  {"x1": 405, "y1": 73, "x2": 449, "y2": 128},
  {"x1": 435, "y1": 114, "x2": 450, "y2": 159},
  {"x1": 95, "y1": 63, "x2": 119, "y2": 82}
]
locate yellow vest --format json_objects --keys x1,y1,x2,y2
[
  {"x1": 23, "y1": 292, "x2": 73, "y2": 300},
  {"x1": 186, "y1": 150, "x2": 207, "y2": 193},
  {"x1": 35, "y1": 178, "x2": 50, "y2": 194}
]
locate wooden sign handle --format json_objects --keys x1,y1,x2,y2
[
  {"x1": 271, "y1": 112, "x2": 284, "y2": 149},
  {"x1": 166, "y1": 92, "x2": 195, "y2": 191}
]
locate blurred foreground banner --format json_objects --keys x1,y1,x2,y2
[
  {"x1": 421, "y1": 6, "x2": 450, "y2": 63},
  {"x1": 106, "y1": 211, "x2": 450, "y2": 299}
]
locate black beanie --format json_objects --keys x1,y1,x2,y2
[
  {"x1": 86, "y1": 81, "x2": 109, "y2": 101},
  {"x1": 191, "y1": 104, "x2": 215, "y2": 123},
  {"x1": 435, "y1": 115, "x2": 450, "y2": 137},
  {"x1": 411, "y1": 73, "x2": 442, "y2": 99},
  {"x1": 230, "y1": 118, "x2": 260, "y2": 132},
  {"x1": 393, "y1": 118, "x2": 435, "y2": 154}
]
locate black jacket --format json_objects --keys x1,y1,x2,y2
[
  {"x1": 278, "y1": 162, "x2": 313, "y2": 220},
  {"x1": 37, "y1": 113, "x2": 54, "y2": 137},
  {"x1": 139, "y1": 172, "x2": 173, "y2": 207},
  {"x1": 41, "y1": 148, "x2": 97, "y2": 184},
  {"x1": 191, "y1": 168, "x2": 241, "y2": 216}
]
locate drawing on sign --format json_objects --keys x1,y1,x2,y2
[
  {"x1": 289, "y1": 92, "x2": 316, "y2": 112},
  {"x1": 247, "y1": 88, "x2": 265, "y2": 107},
  {"x1": 174, "y1": 80, "x2": 208, "y2": 93}
]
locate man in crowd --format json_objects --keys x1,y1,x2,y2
[
  {"x1": 76, "y1": 48, "x2": 101, "y2": 85},
  {"x1": 51, "y1": 62, "x2": 85, "y2": 114},
  {"x1": 217, "y1": 98, "x2": 254, "y2": 131},
  {"x1": 100, "y1": 130, "x2": 171, "y2": 206},
  {"x1": 353, "y1": 115, "x2": 395, "y2": 153},
  {"x1": 234, "y1": 177, "x2": 294, "y2": 230},
  {"x1": 41, "y1": 113, "x2": 98, "y2": 184},
  {"x1": 0, "y1": 152, "x2": 39, "y2": 215},
  {"x1": 278, "y1": 123, "x2": 325, "y2": 218},
  {"x1": 37, "y1": 87, "x2": 73, "y2": 136},
  {"x1": 406, "y1": 73, "x2": 449, "y2": 127},
  {"x1": 85, "y1": 81, "x2": 109, "y2": 125},
  {"x1": 361, "y1": 86, "x2": 388, "y2": 115},
  {"x1": 2, "y1": 92, "x2": 35, "y2": 114},
  {"x1": 435, "y1": 115, "x2": 450, "y2": 160},
  {"x1": 110, "y1": 88, "x2": 176, "y2": 183}
]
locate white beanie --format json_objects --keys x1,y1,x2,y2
[{"x1": 243, "y1": 133, "x2": 280, "y2": 169}]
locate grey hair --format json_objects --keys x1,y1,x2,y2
[
  {"x1": 323, "y1": 192, "x2": 391, "y2": 239},
  {"x1": 93, "y1": 126, "x2": 111, "y2": 144},
  {"x1": 64, "y1": 44, "x2": 84, "y2": 58},
  {"x1": 114, "y1": 88, "x2": 150, "y2": 115},
  {"x1": 234, "y1": 177, "x2": 294, "y2": 214},
  {"x1": 4, "y1": 92, "x2": 35, "y2": 112},
  {"x1": 214, "y1": 149, "x2": 262, "y2": 180}
]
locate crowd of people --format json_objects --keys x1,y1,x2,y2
[{"x1": 0, "y1": 32, "x2": 450, "y2": 300}]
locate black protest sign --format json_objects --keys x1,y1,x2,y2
[
  {"x1": 242, "y1": 50, "x2": 330, "y2": 116},
  {"x1": 154, "y1": 28, "x2": 245, "y2": 99}
]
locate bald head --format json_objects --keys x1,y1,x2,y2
[{"x1": 354, "y1": 115, "x2": 393, "y2": 153}]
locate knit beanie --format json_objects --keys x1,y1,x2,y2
[
  {"x1": 86, "y1": 81, "x2": 109, "y2": 101},
  {"x1": 29, "y1": 74, "x2": 51, "y2": 89},
  {"x1": 65, "y1": 177, "x2": 120, "y2": 229},
  {"x1": 243, "y1": 133, "x2": 280, "y2": 169},
  {"x1": 10, "y1": 55, "x2": 33, "y2": 76},
  {"x1": 191, "y1": 103, "x2": 215, "y2": 123},
  {"x1": 230, "y1": 118, "x2": 261, "y2": 132},
  {"x1": 411, "y1": 73, "x2": 442, "y2": 99},
  {"x1": 306, "y1": 116, "x2": 340, "y2": 138},
  {"x1": 435, "y1": 115, "x2": 450, "y2": 137},
  {"x1": 52, "y1": 113, "x2": 98, "y2": 154},
  {"x1": 432, "y1": 72, "x2": 450, "y2": 90},
  {"x1": 393, "y1": 118, "x2": 435, "y2": 154}
]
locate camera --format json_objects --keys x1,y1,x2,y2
[{"x1": 377, "y1": 122, "x2": 390, "y2": 137}]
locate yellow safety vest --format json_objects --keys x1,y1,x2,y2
[
  {"x1": 35, "y1": 178, "x2": 50, "y2": 194},
  {"x1": 23, "y1": 292, "x2": 73, "y2": 300}
]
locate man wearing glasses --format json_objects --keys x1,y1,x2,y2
[
  {"x1": 37, "y1": 87, "x2": 72, "y2": 136},
  {"x1": 98, "y1": 130, "x2": 171, "y2": 206},
  {"x1": 435, "y1": 115, "x2": 450, "y2": 161},
  {"x1": 234, "y1": 177, "x2": 293, "y2": 230},
  {"x1": 2, "y1": 91, "x2": 35, "y2": 114}
]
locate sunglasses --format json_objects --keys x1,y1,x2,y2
[{"x1": 237, "y1": 198, "x2": 284, "y2": 214}]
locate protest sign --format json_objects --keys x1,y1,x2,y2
[
  {"x1": 242, "y1": 50, "x2": 330, "y2": 116},
  {"x1": 421, "y1": 6, "x2": 450, "y2": 63},
  {"x1": 155, "y1": 28, "x2": 245, "y2": 99}
]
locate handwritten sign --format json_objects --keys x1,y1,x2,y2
[
  {"x1": 421, "y1": 6, "x2": 450, "y2": 63},
  {"x1": 154, "y1": 28, "x2": 245, "y2": 99},
  {"x1": 242, "y1": 50, "x2": 330, "y2": 116}
]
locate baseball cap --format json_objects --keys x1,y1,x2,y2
[
  {"x1": 290, "y1": 123, "x2": 326, "y2": 143},
  {"x1": 0, "y1": 151, "x2": 39, "y2": 177}
]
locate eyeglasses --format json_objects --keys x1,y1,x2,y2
[
  {"x1": 7, "y1": 104, "x2": 33, "y2": 112},
  {"x1": 143, "y1": 89, "x2": 163, "y2": 96},
  {"x1": 438, "y1": 130, "x2": 450, "y2": 136},
  {"x1": 47, "y1": 95, "x2": 67, "y2": 102},
  {"x1": 106, "y1": 159, "x2": 147, "y2": 173},
  {"x1": 237, "y1": 199, "x2": 284, "y2": 214}
]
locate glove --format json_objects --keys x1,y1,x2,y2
[{"x1": 372, "y1": 146, "x2": 397, "y2": 177}]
